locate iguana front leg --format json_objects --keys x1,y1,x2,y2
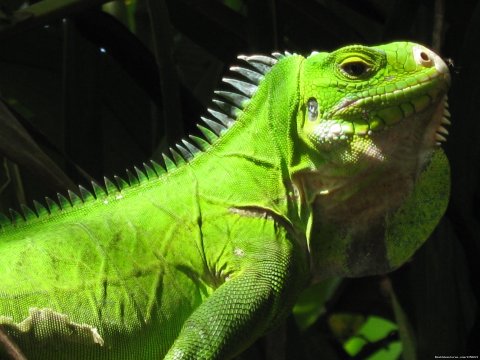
[{"x1": 164, "y1": 220, "x2": 308, "y2": 360}]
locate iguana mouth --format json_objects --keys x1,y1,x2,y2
[
  {"x1": 332, "y1": 74, "x2": 444, "y2": 112},
  {"x1": 324, "y1": 75, "x2": 450, "y2": 138},
  {"x1": 311, "y1": 87, "x2": 450, "y2": 145}
]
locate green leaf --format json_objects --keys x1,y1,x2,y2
[{"x1": 343, "y1": 315, "x2": 402, "y2": 360}]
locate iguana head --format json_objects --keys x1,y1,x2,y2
[
  {"x1": 300, "y1": 41, "x2": 450, "y2": 162},
  {"x1": 296, "y1": 42, "x2": 451, "y2": 278}
]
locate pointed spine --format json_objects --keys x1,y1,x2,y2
[
  {"x1": 78, "y1": 185, "x2": 94, "y2": 202},
  {"x1": 57, "y1": 193, "x2": 72, "y2": 209},
  {"x1": 21, "y1": 205, "x2": 37, "y2": 220},
  {"x1": 214, "y1": 91, "x2": 250, "y2": 109},
  {"x1": 162, "y1": 154, "x2": 177, "y2": 172},
  {"x1": 104, "y1": 176, "x2": 118, "y2": 195},
  {"x1": 207, "y1": 109, "x2": 235, "y2": 127},
  {"x1": 201, "y1": 117, "x2": 227, "y2": 136},
  {"x1": 114, "y1": 175, "x2": 129, "y2": 191},
  {"x1": 182, "y1": 139, "x2": 201, "y2": 155},
  {"x1": 237, "y1": 55, "x2": 273, "y2": 74},
  {"x1": 91, "y1": 181, "x2": 106, "y2": 198},
  {"x1": 134, "y1": 166, "x2": 148, "y2": 183},
  {"x1": 176, "y1": 144, "x2": 193, "y2": 161},
  {"x1": 229, "y1": 66, "x2": 263, "y2": 84},
  {"x1": 45, "y1": 197, "x2": 60, "y2": 213},
  {"x1": 9, "y1": 209, "x2": 24, "y2": 224},
  {"x1": 238, "y1": 54, "x2": 277, "y2": 67},
  {"x1": 212, "y1": 99, "x2": 242, "y2": 118},
  {"x1": 222, "y1": 78, "x2": 257, "y2": 97},
  {"x1": 68, "y1": 190, "x2": 83, "y2": 206},
  {"x1": 170, "y1": 148, "x2": 186, "y2": 165},
  {"x1": 150, "y1": 160, "x2": 166, "y2": 176},
  {"x1": 272, "y1": 52, "x2": 285, "y2": 59},
  {"x1": 189, "y1": 135, "x2": 210, "y2": 151},
  {"x1": 33, "y1": 200, "x2": 49, "y2": 217},
  {"x1": 197, "y1": 125, "x2": 218, "y2": 143},
  {"x1": 143, "y1": 162, "x2": 157, "y2": 179},
  {"x1": 126, "y1": 169, "x2": 139, "y2": 186}
]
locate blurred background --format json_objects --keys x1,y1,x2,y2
[{"x1": 0, "y1": 1, "x2": 478, "y2": 359}]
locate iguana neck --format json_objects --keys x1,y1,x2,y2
[
  {"x1": 303, "y1": 98, "x2": 448, "y2": 280},
  {"x1": 186, "y1": 55, "x2": 306, "y2": 223}
]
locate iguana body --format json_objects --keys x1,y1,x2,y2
[{"x1": 0, "y1": 42, "x2": 451, "y2": 359}]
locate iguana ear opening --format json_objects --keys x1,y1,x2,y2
[{"x1": 307, "y1": 98, "x2": 318, "y2": 122}]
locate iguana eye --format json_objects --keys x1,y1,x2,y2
[
  {"x1": 340, "y1": 59, "x2": 371, "y2": 77},
  {"x1": 307, "y1": 97, "x2": 318, "y2": 121}
]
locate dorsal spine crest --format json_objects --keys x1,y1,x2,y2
[{"x1": 0, "y1": 52, "x2": 290, "y2": 229}]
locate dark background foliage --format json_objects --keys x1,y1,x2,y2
[{"x1": 0, "y1": 0, "x2": 478, "y2": 359}]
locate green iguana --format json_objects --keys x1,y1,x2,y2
[{"x1": 0, "y1": 41, "x2": 451, "y2": 359}]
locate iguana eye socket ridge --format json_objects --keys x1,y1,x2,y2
[{"x1": 307, "y1": 97, "x2": 318, "y2": 121}]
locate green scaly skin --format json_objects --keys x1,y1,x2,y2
[{"x1": 0, "y1": 41, "x2": 451, "y2": 359}]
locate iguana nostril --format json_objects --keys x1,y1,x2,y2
[
  {"x1": 413, "y1": 45, "x2": 434, "y2": 67},
  {"x1": 412, "y1": 45, "x2": 449, "y2": 80}
]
